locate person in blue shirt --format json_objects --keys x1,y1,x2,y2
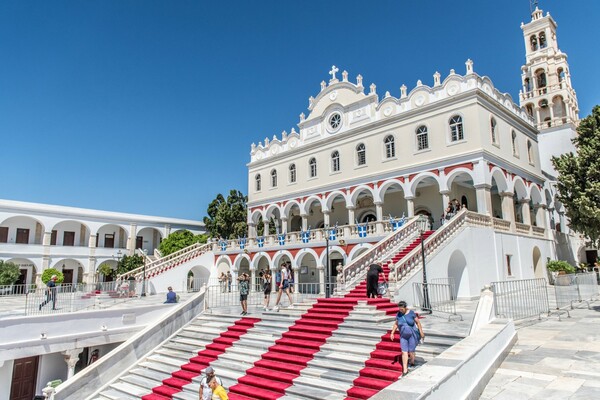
[
  {"x1": 164, "y1": 287, "x2": 177, "y2": 303},
  {"x1": 39, "y1": 275, "x2": 58, "y2": 310},
  {"x1": 390, "y1": 300, "x2": 424, "y2": 376}
]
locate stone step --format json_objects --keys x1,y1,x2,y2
[
  {"x1": 96, "y1": 387, "x2": 141, "y2": 400},
  {"x1": 284, "y1": 380, "x2": 346, "y2": 400},
  {"x1": 129, "y1": 367, "x2": 172, "y2": 383},
  {"x1": 103, "y1": 381, "x2": 149, "y2": 398},
  {"x1": 119, "y1": 373, "x2": 162, "y2": 391}
]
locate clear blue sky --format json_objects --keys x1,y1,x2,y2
[{"x1": 1, "y1": 1, "x2": 598, "y2": 220}]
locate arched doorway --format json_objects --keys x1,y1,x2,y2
[
  {"x1": 136, "y1": 227, "x2": 163, "y2": 254},
  {"x1": 532, "y1": 247, "x2": 543, "y2": 279},
  {"x1": 296, "y1": 251, "x2": 318, "y2": 293},
  {"x1": 188, "y1": 264, "x2": 211, "y2": 291},
  {"x1": 448, "y1": 250, "x2": 469, "y2": 298},
  {"x1": 6, "y1": 258, "x2": 38, "y2": 287}
]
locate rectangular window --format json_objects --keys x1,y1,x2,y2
[
  {"x1": 0, "y1": 227, "x2": 8, "y2": 243},
  {"x1": 357, "y1": 151, "x2": 366, "y2": 165},
  {"x1": 104, "y1": 234, "x2": 115, "y2": 248},
  {"x1": 50, "y1": 230, "x2": 57, "y2": 245},
  {"x1": 417, "y1": 132, "x2": 428, "y2": 150},
  {"x1": 16, "y1": 228, "x2": 29, "y2": 244},
  {"x1": 290, "y1": 169, "x2": 296, "y2": 183},
  {"x1": 63, "y1": 231, "x2": 75, "y2": 246},
  {"x1": 506, "y1": 255, "x2": 513, "y2": 276}
]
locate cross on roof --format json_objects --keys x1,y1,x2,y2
[{"x1": 329, "y1": 65, "x2": 339, "y2": 81}]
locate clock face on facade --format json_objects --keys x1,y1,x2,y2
[{"x1": 329, "y1": 113, "x2": 342, "y2": 130}]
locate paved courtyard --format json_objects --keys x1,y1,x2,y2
[{"x1": 481, "y1": 303, "x2": 600, "y2": 399}]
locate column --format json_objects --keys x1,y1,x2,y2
[
  {"x1": 405, "y1": 197, "x2": 415, "y2": 217},
  {"x1": 165, "y1": 224, "x2": 171, "y2": 237},
  {"x1": 300, "y1": 214, "x2": 308, "y2": 231},
  {"x1": 346, "y1": 206, "x2": 356, "y2": 225},
  {"x1": 43, "y1": 231, "x2": 52, "y2": 246},
  {"x1": 374, "y1": 202, "x2": 384, "y2": 234},
  {"x1": 248, "y1": 223, "x2": 257, "y2": 239},
  {"x1": 263, "y1": 220, "x2": 270, "y2": 236},
  {"x1": 62, "y1": 349, "x2": 83, "y2": 380},
  {"x1": 520, "y1": 199, "x2": 531, "y2": 225},
  {"x1": 250, "y1": 269, "x2": 256, "y2": 292},
  {"x1": 280, "y1": 217, "x2": 288, "y2": 234},
  {"x1": 440, "y1": 190, "x2": 450, "y2": 213},
  {"x1": 88, "y1": 234, "x2": 97, "y2": 248},
  {"x1": 292, "y1": 266, "x2": 299, "y2": 293},
  {"x1": 474, "y1": 184, "x2": 492, "y2": 215},
  {"x1": 317, "y1": 264, "x2": 325, "y2": 295},
  {"x1": 323, "y1": 211, "x2": 331, "y2": 228},
  {"x1": 86, "y1": 257, "x2": 97, "y2": 284},
  {"x1": 548, "y1": 102, "x2": 555, "y2": 125},
  {"x1": 127, "y1": 223, "x2": 137, "y2": 255},
  {"x1": 534, "y1": 204, "x2": 546, "y2": 228},
  {"x1": 535, "y1": 107, "x2": 541, "y2": 127},
  {"x1": 271, "y1": 266, "x2": 279, "y2": 294},
  {"x1": 500, "y1": 192, "x2": 516, "y2": 227}
]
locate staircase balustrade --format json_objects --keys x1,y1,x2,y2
[
  {"x1": 119, "y1": 242, "x2": 212, "y2": 281},
  {"x1": 492, "y1": 217, "x2": 511, "y2": 232},
  {"x1": 340, "y1": 216, "x2": 426, "y2": 291}
]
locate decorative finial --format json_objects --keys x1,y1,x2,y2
[
  {"x1": 264, "y1": 137, "x2": 270, "y2": 146},
  {"x1": 308, "y1": 96, "x2": 314, "y2": 108},
  {"x1": 400, "y1": 84, "x2": 407, "y2": 98},
  {"x1": 329, "y1": 65, "x2": 339, "y2": 82},
  {"x1": 282, "y1": 130, "x2": 288, "y2": 140},
  {"x1": 416, "y1": 79, "x2": 422, "y2": 86},
  {"x1": 290, "y1": 127, "x2": 297, "y2": 134},
  {"x1": 433, "y1": 72, "x2": 441, "y2": 87},
  {"x1": 342, "y1": 70, "x2": 348, "y2": 82},
  {"x1": 320, "y1": 81, "x2": 326, "y2": 91},
  {"x1": 356, "y1": 74, "x2": 363, "y2": 88},
  {"x1": 450, "y1": 69, "x2": 456, "y2": 75},
  {"x1": 385, "y1": 91, "x2": 390, "y2": 98},
  {"x1": 251, "y1": 143, "x2": 256, "y2": 151},
  {"x1": 369, "y1": 83, "x2": 376, "y2": 95},
  {"x1": 465, "y1": 59, "x2": 474, "y2": 75},
  {"x1": 299, "y1": 112, "x2": 306, "y2": 122}
]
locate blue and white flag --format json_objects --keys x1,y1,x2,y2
[
  {"x1": 238, "y1": 237, "x2": 246, "y2": 250},
  {"x1": 219, "y1": 240, "x2": 227, "y2": 251},
  {"x1": 277, "y1": 233, "x2": 286, "y2": 246},
  {"x1": 357, "y1": 223, "x2": 368, "y2": 238},
  {"x1": 257, "y1": 236, "x2": 264, "y2": 248},
  {"x1": 301, "y1": 229, "x2": 311, "y2": 243},
  {"x1": 389, "y1": 213, "x2": 407, "y2": 231},
  {"x1": 328, "y1": 227, "x2": 337, "y2": 241}
]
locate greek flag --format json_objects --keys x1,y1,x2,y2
[
  {"x1": 257, "y1": 236, "x2": 264, "y2": 248},
  {"x1": 277, "y1": 233, "x2": 286, "y2": 246},
  {"x1": 219, "y1": 240, "x2": 227, "y2": 251},
  {"x1": 357, "y1": 223, "x2": 368, "y2": 238},
  {"x1": 301, "y1": 230, "x2": 311, "y2": 243},
  {"x1": 329, "y1": 227, "x2": 337, "y2": 241},
  {"x1": 238, "y1": 237, "x2": 246, "y2": 250}
]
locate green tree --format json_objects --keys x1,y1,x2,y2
[
  {"x1": 41, "y1": 268, "x2": 65, "y2": 284},
  {"x1": 553, "y1": 106, "x2": 600, "y2": 248},
  {"x1": 256, "y1": 216, "x2": 277, "y2": 236},
  {"x1": 159, "y1": 230, "x2": 208, "y2": 256},
  {"x1": 116, "y1": 254, "x2": 145, "y2": 275},
  {"x1": 0, "y1": 260, "x2": 20, "y2": 286},
  {"x1": 203, "y1": 190, "x2": 248, "y2": 239}
]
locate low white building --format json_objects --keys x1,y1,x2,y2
[{"x1": 0, "y1": 199, "x2": 205, "y2": 287}]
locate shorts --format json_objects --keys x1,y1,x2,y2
[
  {"x1": 240, "y1": 294, "x2": 248, "y2": 301},
  {"x1": 264, "y1": 284, "x2": 271, "y2": 296},
  {"x1": 399, "y1": 325, "x2": 417, "y2": 353},
  {"x1": 280, "y1": 280, "x2": 290, "y2": 290}
]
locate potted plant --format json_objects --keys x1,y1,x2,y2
[{"x1": 546, "y1": 259, "x2": 576, "y2": 275}]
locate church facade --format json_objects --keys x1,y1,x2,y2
[{"x1": 210, "y1": 6, "x2": 583, "y2": 290}]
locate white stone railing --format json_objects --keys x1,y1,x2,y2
[
  {"x1": 515, "y1": 222, "x2": 531, "y2": 235},
  {"x1": 341, "y1": 216, "x2": 426, "y2": 290},
  {"x1": 119, "y1": 242, "x2": 212, "y2": 281},
  {"x1": 391, "y1": 208, "x2": 472, "y2": 283},
  {"x1": 493, "y1": 218, "x2": 511, "y2": 232},
  {"x1": 532, "y1": 226, "x2": 546, "y2": 237}
]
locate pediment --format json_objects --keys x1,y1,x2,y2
[{"x1": 304, "y1": 82, "x2": 375, "y2": 123}]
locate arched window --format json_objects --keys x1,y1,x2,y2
[
  {"x1": 289, "y1": 164, "x2": 296, "y2": 183},
  {"x1": 255, "y1": 174, "x2": 261, "y2": 191},
  {"x1": 309, "y1": 157, "x2": 317, "y2": 178},
  {"x1": 530, "y1": 35, "x2": 538, "y2": 51},
  {"x1": 384, "y1": 135, "x2": 395, "y2": 158},
  {"x1": 538, "y1": 32, "x2": 547, "y2": 48},
  {"x1": 536, "y1": 70, "x2": 547, "y2": 88},
  {"x1": 490, "y1": 117, "x2": 497, "y2": 144},
  {"x1": 449, "y1": 115, "x2": 464, "y2": 142},
  {"x1": 557, "y1": 68, "x2": 565, "y2": 84},
  {"x1": 524, "y1": 78, "x2": 531, "y2": 92},
  {"x1": 526, "y1": 104, "x2": 534, "y2": 117},
  {"x1": 511, "y1": 130, "x2": 518, "y2": 156},
  {"x1": 270, "y1": 169, "x2": 277, "y2": 187},
  {"x1": 527, "y1": 140, "x2": 533, "y2": 164},
  {"x1": 461, "y1": 195, "x2": 468, "y2": 210},
  {"x1": 416, "y1": 125, "x2": 429, "y2": 150},
  {"x1": 331, "y1": 151, "x2": 340, "y2": 172},
  {"x1": 356, "y1": 143, "x2": 366, "y2": 166}
]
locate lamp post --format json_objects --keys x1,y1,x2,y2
[
  {"x1": 420, "y1": 224, "x2": 432, "y2": 314},
  {"x1": 141, "y1": 249, "x2": 147, "y2": 297},
  {"x1": 325, "y1": 226, "x2": 330, "y2": 298}
]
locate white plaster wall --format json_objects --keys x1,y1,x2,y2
[
  {"x1": 394, "y1": 226, "x2": 554, "y2": 302},
  {"x1": 0, "y1": 360, "x2": 14, "y2": 400},
  {"x1": 145, "y1": 251, "x2": 215, "y2": 294},
  {"x1": 51, "y1": 221, "x2": 88, "y2": 247},
  {"x1": 538, "y1": 126, "x2": 577, "y2": 177},
  {"x1": 0, "y1": 216, "x2": 42, "y2": 244},
  {"x1": 36, "y1": 352, "x2": 68, "y2": 395}
]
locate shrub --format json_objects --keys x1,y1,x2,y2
[
  {"x1": 0, "y1": 260, "x2": 20, "y2": 286},
  {"x1": 41, "y1": 268, "x2": 65, "y2": 284},
  {"x1": 546, "y1": 260, "x2": 576, "y2": 274}
]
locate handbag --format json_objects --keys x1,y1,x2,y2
[
  {"x1": 401, "y1": 314, "x2": 421, "y2": 340},
  {"x1": 377, "y1": 282, "x2": 388, "y2": 295}
]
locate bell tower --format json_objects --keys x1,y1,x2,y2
[{"x1": 519, "y1": 5, "x2": 579, "y2": 176}]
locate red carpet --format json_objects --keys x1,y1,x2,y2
[
  {"x1": 343, "y1": 233, "x2": 433, "y2": 399},
  {"x1": 228, "y1": 297, "x2": 359, "y2": 400},
  {"x1": 141, "y1": 317, "x2": 261, "y2": 400}
]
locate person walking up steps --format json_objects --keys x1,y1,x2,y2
[
  {"x1": 238, "y1": 273, "x2": 249, "y2": 315},
  {"x1": 273, "y1": 263, "x2": 294, "y2": 311},
  {"x1": 390, "y1": 300, "x2": 424, "y2": 376},
  {"x1": 199, "y1": 366, "x2": 223, "y2": 400},
  {"x1": 366, "y1": 262, "x2": 385, "y2": 298},
  {"x1": 262, "y1": 270, "x2": 272, "y2": 310},
  {"x1": 39, "y1": 275, "x2": 58, "y2": 310}
]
